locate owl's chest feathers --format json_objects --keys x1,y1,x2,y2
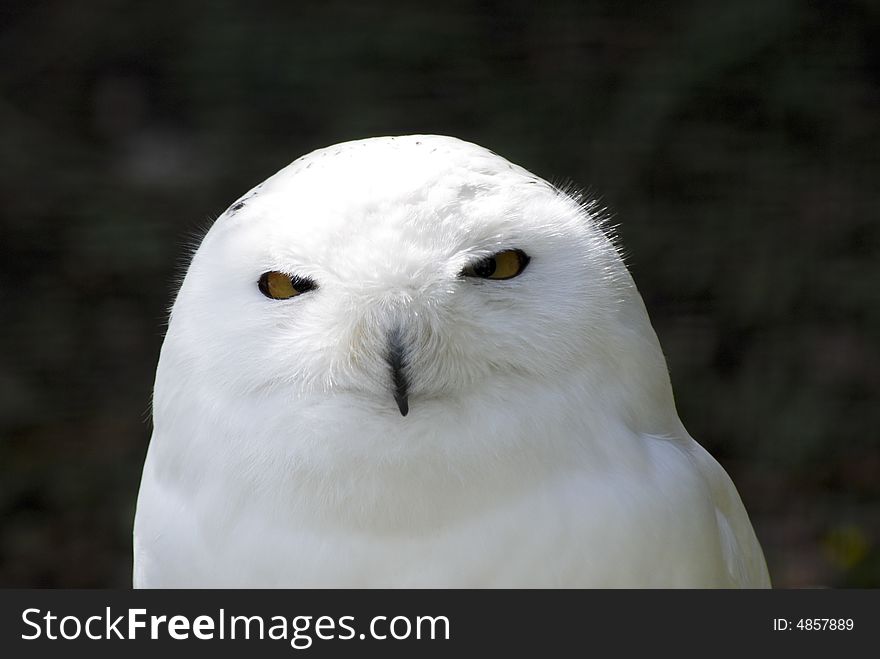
[
  {"x1": 142, "y1": 392, "x2": 730, "y2": 586},
  {"x1": 156, "y1": 383, "x2": 641, "y2": 527},
  {"x1": 168, "y1": 418, "x2": 589, "y2": 532},
  {"x1": 145, "y1": 425, "x2": 725, "y2": 586}
]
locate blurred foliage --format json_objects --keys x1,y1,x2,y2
[{"x1": 0, "y1": 0, "x2": 877, "y2": 587}]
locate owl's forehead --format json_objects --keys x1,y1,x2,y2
[
  {"x1": 221, "y1": 135, "x2": 559, "y2": 253},
  {"x1": 263, "y1": 135, "x2": 536, "y2": 212},
  {"x1": 283, "y1": 135, "x2": 527, "y2": 180}
]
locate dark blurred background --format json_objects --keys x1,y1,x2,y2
[{"x1": 1, "y1": 0, "x2": 877, "y2": 587}]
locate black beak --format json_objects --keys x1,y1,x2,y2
[{"x1": 386, "y1": 327, "x2": 410, "y2": 417}]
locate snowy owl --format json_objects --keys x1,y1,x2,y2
[{"x1": 133, "y1": 135, "x2": 770, "y2": 588}]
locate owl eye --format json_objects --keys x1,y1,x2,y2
[
  {"x1": 258, "y1": 272, "x2": 317, "y2": 300},
  {"x1": 462, "y1": 249, "x2": 530, "y2": 280}
]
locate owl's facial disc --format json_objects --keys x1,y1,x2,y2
[
  {"x1": 257, "y1": 247, "x2": 533, "y2": 417},
  {"x1": 181, "y1": 137, "x2": 648, "y2": 428}
]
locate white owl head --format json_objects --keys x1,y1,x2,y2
[{"x1": 159, "y1": 135, "x2": 677, "y2": 443}]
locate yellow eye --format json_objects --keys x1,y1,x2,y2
[
  {"x1": 258, "y1": 272, "x2": 317, "y2": 300},
  {"x1": 462, "y1": 249, "x2": 530, "y2": 280}
]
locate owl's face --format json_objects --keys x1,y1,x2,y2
[{"x1": 164, "y1": 136, "x2": 661, "y2": 427}]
